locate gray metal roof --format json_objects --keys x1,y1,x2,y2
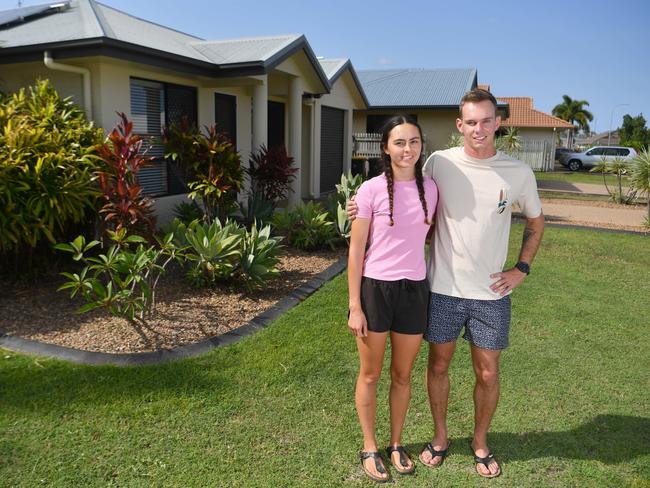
[
  {"x1": 0, "y1": 0, "x2": 330, "y2": 89},
  {"x1": 318, "y1": 57, "x2": 369, "y2": 107},
  {"x1": 318, "y1": 58, "x2": 348, "y2": 81},
  {"x1": 191, "y1": 35, "x2": 302, "y2": 66},
  {"x1": 357, "y1": 68, "x2": 478, "y2": 108}
]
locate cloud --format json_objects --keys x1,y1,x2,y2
[{"x1": 377, "y1": 57, "x2": 392, "y2": 65}]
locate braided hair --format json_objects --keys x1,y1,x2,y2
[{"x1": 379, "y1": 115, "x2": 430, "y2": 226}]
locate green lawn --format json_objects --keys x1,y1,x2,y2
[
  {"x1": 536, "y1": 170, "x2": 620, "y2": 187},
  {"x1": 1, "y1": 225, "x2": 649, "y2": 487}
]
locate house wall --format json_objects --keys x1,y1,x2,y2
[{"x1": 516, "y1": 127, "x2": 556, "y2": 144}]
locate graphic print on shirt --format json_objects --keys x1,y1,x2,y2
[{"x1": 496, "y1": 188, "x2": 509, "y2": 214}]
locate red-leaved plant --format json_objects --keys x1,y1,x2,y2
[
  {"x1": 96, "y1": 113, "x2": 156, "y2": 237},
  {"x1": 247, "y1": 145, "x2": 297, "y2": 202}
]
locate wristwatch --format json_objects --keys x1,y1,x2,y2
[{"x1": 515, "y1": 261, "x2": 530, "y2": 275}]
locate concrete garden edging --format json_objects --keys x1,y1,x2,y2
[{"x1": 0, "y1": 255, "x2": 347, "y2": 366}]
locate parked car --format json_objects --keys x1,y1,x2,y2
[
  {"x1": 554, "y1": 147, "x2": 574, "y2": 161},
  {"x1": 558, "y1": 146, "x2": 638, "y2": 171}
]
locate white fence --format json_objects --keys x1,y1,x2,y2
[
  {"x1": 352, "y1": 133, "x2": 383, "y2": 158},
  {"x1": 509, "y1": 139, "x2": 555, "y2": 172},
  {"x1": 353, "y1": 133, "x2": 431, "y2": 160}
]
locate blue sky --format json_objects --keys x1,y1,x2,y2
[{"x1": 2, "y1": 0, "x2": 649, "y2": 134}]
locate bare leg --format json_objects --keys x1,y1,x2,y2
[
  {"x1": 387, "y1": 331, "x2": 422, "y2": 470},
  {"x1": 421, "y1": 341, "x2": 456, "y2": 466},
  {"x1": 470, "y1": 345, "x2": 501, "y2": 476},
  {"x1": 355, "y1": 331, "x2": 389, "y2": 480}
]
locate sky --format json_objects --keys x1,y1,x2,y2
[{"x1": 1, "y1": 0, "x2": 649, "y2": 134}]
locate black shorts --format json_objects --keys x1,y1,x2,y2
[{"x1": 360, "y1": 276, "x2": 429, "y2": 335}]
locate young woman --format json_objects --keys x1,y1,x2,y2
[{"x1": 348, "y1": 115, "x2": 438, "y2": 482}]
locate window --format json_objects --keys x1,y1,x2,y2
[
  {"x1": 130, "y1": 78, "x2": 197, "y2": 196},
  {"x1": 587, "y1": 148, "x2": 605, "y2": 156}
]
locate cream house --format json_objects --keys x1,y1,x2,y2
[{"x1": 0, "y1": 0, "x2": 367, "y2": 220}]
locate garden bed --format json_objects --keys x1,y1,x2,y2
[{"x1": 0, "y1": 247, "x2": 344, "y2": 354}]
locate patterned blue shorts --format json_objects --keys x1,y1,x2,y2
[{"x1": 424, "y1": 292, "x2": 511, "y2": 350}]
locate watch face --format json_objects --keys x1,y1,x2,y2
[{"x1": 516, "y1": 262, "x2": 530, "y2": 274}]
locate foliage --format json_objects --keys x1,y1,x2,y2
[
  {"x1": 239, "y1": 222, "x2": 283, "y2": 290},
  {"x1": 589, "y1": 157, "x2": 637, "y2": 204},
  {"x1": 330, "y1": 172, "x2": 364, "y2": 242},
  {"x1": 170, "y1": 218, "x2": 281, "y2": 288},
  {"x1": 496, "y1": 127, "x2": 522, "y2": 155},
  {"x1": 164, "y1": 123, "x2": 244, "y2": 222},
  {"x1": 247, "y1": 144, "x2": 298, "y2": 202},
  {"x1": 0, "y1": 79, "x2": 103, "y2": 265},
  {"x1": 628, "y1": 149, "x2": 650, "y2": 225},
  {"x1": 54, "y1": 228, "x2": 183, "y2": 325},
  {"x1": 238, "y1": 192, "x2": 275, "y2": 227},
  {"x1": 552, "y1": 94, "x2": 594, "y2": 134},
  {"x1": 445, "y1": 132, "x2": 464, "y2": 149},
  {"x1": 96, "y1": 113, "x2": 156, "y2": 237},
  {"x1": 173, "y1": 201, "x2": 204, "y2": 224},
  {"x1": 272, "y1": 201, "x2": 337, "y2": 250},
  {"x1": 618, "y1": 113, "x2": 649, "y2": 151}
]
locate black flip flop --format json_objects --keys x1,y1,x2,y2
[
  {"x1": 471, "y1": 446, "x2": 501, "y2": 478},
  {"x1": 418, "y1": 441, "x2": 450, "y2": 468}
]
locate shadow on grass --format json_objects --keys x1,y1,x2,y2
[
  {"x1": 0, "y1": 356, "x2": 229, "y2": 411},
  {"x1": 403, "y1": 415, "x2": 649, "y2": 465}
]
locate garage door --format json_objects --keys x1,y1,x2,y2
[{"x1": 320, "y1": 106, "x2": 345, "y2": 194}]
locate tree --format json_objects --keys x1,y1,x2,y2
[
  {"x1": 552, "y1": 95, "x2": 594, "y2": 134},
  {"x1": 618, "y1": 114, "x2": 649, "y2": 151}
]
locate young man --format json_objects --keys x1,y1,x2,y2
[{"x1": 348, "y1": 89, "x2": 545, "y2": 478}]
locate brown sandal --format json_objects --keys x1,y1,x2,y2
[
  {"x1": 386, "y1": 445, "x2": 415, "y2": 475},
  {"x1": 359, "y1": 451, "x2": 390, "y2": 483}
]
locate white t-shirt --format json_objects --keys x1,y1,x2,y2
[{"x1": 423, "y1": 147, "x2": 543, "y2": 300}]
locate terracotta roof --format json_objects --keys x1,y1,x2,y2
[
  {"x1": 478, "y1": 84, "x2": 491, "y2": 91},
  {"x1": 497, "y1": 97, "x2": 573, "y2": 129}
]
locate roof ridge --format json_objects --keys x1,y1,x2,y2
[
  {"x1": 191, "y1": 34, "x2": 301, "y2": 45},
  {"x1": 86, "y1": 0, "x2": 111, "y2": 38},
  {"x1": 94, "y1": 0, "x2": 204, "y2": 40}
]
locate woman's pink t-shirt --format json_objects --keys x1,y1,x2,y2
[{"x1": 355, "y1": 173, "x2": 438, "y2": 281}]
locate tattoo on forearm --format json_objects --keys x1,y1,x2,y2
[{"x1": 523, "y1": 227, "x2": 535, "y2": 244}]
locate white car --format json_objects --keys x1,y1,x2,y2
[{"x1": 559, "y1": 146, "x2": 638, "y2": 171}]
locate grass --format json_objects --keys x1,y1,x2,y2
[
  {"x1": 1, "y1": 224, "x2": 649, "y2": 487},
  {"x1": 535, "y1": 169, "x2": 620, "y2": 187}
]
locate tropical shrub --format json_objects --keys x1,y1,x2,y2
[
  {"x1": 173, "y1": 201, "x2": 204, "y2": 224},
  {"x1": 164, "y1": 123, "x2": 244, "y2": 222},
  {"x1": 590, "y1": 157, "x2": 637, "y2": 204},
  {"x1": 496, "y1": 127, "x2": 522, "y2": 156},
  {"x1": 272, "y1": 201, "x2": 337, "y2": 250},
  {"x1": 96, "y1": 113, "x2": 156, "y2": 237},
  {"x1": 628, "y1": 149, "x2": 650, "y2": 225},
  {"x1": 0, "y1": 79, "x2": 103, "y2": 270},
  {"x1": 239, "y1": 223, "x2": 282, "y2": 290},
  {"x1": 169, "y1": 218, "x2": 281, "y2": 288},
  {"x1": 247, "y1": 144, "x2": 297, "y2": 202},
  {"x1": 326, "y1": 172, "x2": 364, "y2": 242},
  {"x1": 55, "y1": 228, "x2": 183, "y2": 325},
  {"x1": 446, "y1": 132, "x2": 464, "y2": 149}
]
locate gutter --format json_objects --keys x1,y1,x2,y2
[{"x1": 43, "y1": 50, "x2": 92, "y2": 119}]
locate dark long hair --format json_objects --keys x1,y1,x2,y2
[{"x1": 379, "y1": 115, "x2": 430, "y2": 226}]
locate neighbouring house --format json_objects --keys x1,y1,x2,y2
[
  {"x1": 0, "y1": 0, "x2": 367, "y2": 222},
  {"x1": 353, "y1": 69, "x2": 509, "y2": 155},
  {"x1": 574, "y1": 130, "x2": 620, "y2": 147},
  {"x1": 495, "y1": 96, "x2": 574, "y2": 170}
]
